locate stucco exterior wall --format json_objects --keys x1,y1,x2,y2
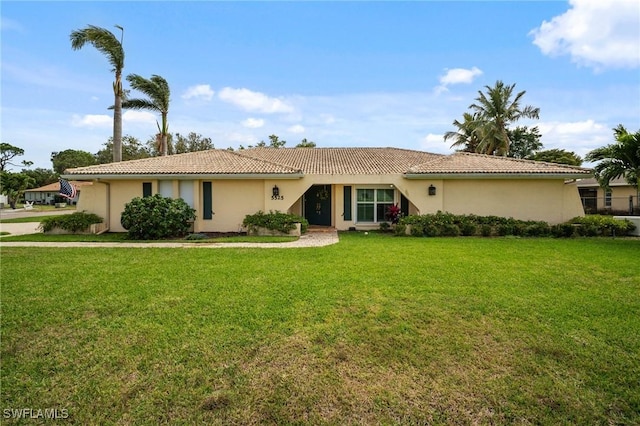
[
  {"x1": 441, "y1": 179, "x2": 584, "y2": 224},
  {"x1": 76, "y1": 175, "x2": 586, "y2": 234},
  {"x1": 76, "y1": 182, "x2": 109, "y2": 227},
  {"x1": 597, "y1": 186, "x2": 639, "y2": 211}
]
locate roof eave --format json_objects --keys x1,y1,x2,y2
[
  {"x1": 403, "y1": 172, "x2": 593, "y2": 180},
  {"x1": 60, "y1": 172, "x2": 305, "y2": 180}
]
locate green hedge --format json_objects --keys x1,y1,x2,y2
[
  {"x1": 243, "y1": 211, "x2": 308, "y2": 234},
  {"x1": 121, "y1": 194, "x2": 196, "y2": 240},
  {"x1": 39, "y1": 212, "x2": 103, "y2": 233},
  {"x1": 396, "y1": 212, "x2": 635, "y2": 238}
]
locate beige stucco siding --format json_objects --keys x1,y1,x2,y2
[
  {"x1": 598, "y1": 186, "x2": 638, "y2": 211},
  {"x1": 76, "y1": 182, "x2": 109, "y2": 226},
  {"x1": 441, "y1": 179, "x2": 583, "y2": 224}
]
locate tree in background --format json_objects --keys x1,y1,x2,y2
[
  {"x1": 51, "y1": 149, "x2": 96, "y2": 174},
  {"x1": 532, "y1": 149, "x2": 583, "y2": 166},
  {"x1": 444, "y1": 112, "x2": 483, "y2": 153},
  {"x1": 21, "y1": 168, "x2": 59, "y2": 188},
  {"x1": 1, "y1": 172, "x2": 35, "y2": 209},
  {"x1": 585, "y1": 125, "x2": 640, "y2": 190},
  {"x1": 120, "y1": 74, "x2": 171, "y2": 156},
  {"x1": 296, "y1": 138, "x2": 316, "y2": 148},
  {"x1": 1, "y1": 143, "x2": 32, "y2": 172},
  {"x1": 506, "y1": 126, "x2": 543, "y2": 159},
  {"x1": 70, "y1": 25, "x2": 125, "y2": 162},
  {"x1": 96, "y1": 135, "x2": 151, "y2": 164},
  {"x1": 256, "y1": 134, "x2": 287, "y2": 148},
  {"x1": 447, "y1": 81, "x2": 540, "y2": 156},
  {"x1": 173, "y1": 132, "x2": 214, "y2": 154}
]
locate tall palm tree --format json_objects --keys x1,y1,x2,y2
[
  {"x1": 469, "y1": 80, "x2": 540, "y2": 156},
  {"x1": 70, "y1": 25, "x2": 125, "y2": 162},
  {"x1": 585, "y1": 125, "x2": 640, "y2": 191},
  {"x1": 444, "y1": 112, "x2": 483, "y2": 153},
  {"x1": 120, "y1": 74, "x2": 171, "y2": 156}
]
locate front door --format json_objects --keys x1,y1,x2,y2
[{"x1": 304, "y1": 185, "x2": 332, "y2": 226}]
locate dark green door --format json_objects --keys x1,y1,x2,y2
[{"x1": 304, "y1": 185, "x2": 332, "y2": 226}]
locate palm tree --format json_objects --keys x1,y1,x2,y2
[
  {"x1": 120, "y1": 74, "x2": 171, "y2": 156},
  {"x1": 70, "y1": 25, "x2": 125, "y2": 162},
  {"x1": 469, "y1": 80, "x2": 540, "y2": 156},
  {"x1": 585, "y1": 125, "x2": 640, "y2": 191},
  {"x1": 444, "y1": 112, "x2": 483, "y2": 153}
]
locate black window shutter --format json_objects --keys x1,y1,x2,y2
[
  {"x1": 202, "y1": 182, "x2": 213, "y2": 220},
  {"x1": 142, "y1": 182, "x2": 152, "y2": 197},
  {"x1": 343, "y1": 186, "x2": 352, "y2": 221}
]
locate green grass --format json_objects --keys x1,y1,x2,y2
[
  {"x1": 1, "y1": 234, "x2": 639, "y2": 424},
  {"x1": 0, "y1": 214, "x2": 71, "y2": 224},
  {"x1": 0, "y1": 232, "x2": 297, "y2": 243}
]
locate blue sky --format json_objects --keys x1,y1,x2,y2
[{"x1": 2, "y1": 0, "x2": 639, "y2": 170}]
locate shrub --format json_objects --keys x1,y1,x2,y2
[
  {"x1": 460, "y1": 222, "x2": 477, "y2": 236},
  {"x1": 242, "y1": 211, "x2": 308, "y2": 234},
  {"x1": 379, "y1": 222, "x2": 391, "y2": 232},
  {"x1": 393, "y1": 223, "x2": 407, "y2": 236},
  {"x1": 423, "y1": 224, "x2": 440, "y2": 237},
  {"x1": 121, "y1": 194, "x2": 196, "y2": 240},
  {"x1": 480, "y1": 224, "x2": 493, "y2": 237},
  {"x1": 39, "y1": 212, "x2": 103, "y2": 233},
  {"x1": 551, "y1": 223, "x2": 575, "y2": 238},
  {"x1": 440, "y1": 223, "x2": 460, "y2": 237},
  {"x1": 569, "y1": 215, "x2": 636, "y2": 236},
  {"x1": 410, "y1": 224, "x2": 424, "y2": 237}
]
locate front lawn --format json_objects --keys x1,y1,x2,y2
[{"x1": 1, "y1": 234, "x2": 638, "y2": 424}]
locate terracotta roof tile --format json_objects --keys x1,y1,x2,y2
[
  {"x1": 25, "y1": 181, "x2": 93, "y2": 192},
  {"x1": 407, "y1": 152, "x2": 592, "y2": 175},
  {"x1": 63, "y1": 148, "x2": 592, "y2": 177},
  {"x1": 65, "y1": 150, "x2": 302, "y2": 175},
  {"x1": 240, "y1": 147, "x2": 443, "y2": 174}
]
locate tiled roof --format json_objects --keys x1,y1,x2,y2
[
  {"x1": 64, "y1": 149, "x2": 302, "y2": 176},
  {"x1": 407, "y1": 152, "x2": 592, "y2": 175},
  {"x1": 575, "y1": 177, "x2": 633, "y2": 187},
  {"x1": 25, "y1": 181, "x2": 93, "y2": 192},
  {"x1": 63, "y1": 148, "x2": 592, "y2": 178},
  {"x1": 240, "y1": 147, "x2": 443, "y2": 174}
]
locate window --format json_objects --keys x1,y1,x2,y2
[
  {"x1": 605, "y1": 190, "x2": 612, "y2": 208},
  {"x1": 158, "y1": 180, "x2": 173, "y2": 198},
  {"x1": 179, "y1": 180, "x2": 194, "y2": 207},
  {"x1": 356, "y1": 188, "x2": 394, "y2": 222}
]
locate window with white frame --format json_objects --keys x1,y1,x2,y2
[
  {"x1": 605, "y1": 190, "x2": 612, "y2": 208},
  {"x1": 356, "y1": 188, "x2": 394, "y2": 222}
]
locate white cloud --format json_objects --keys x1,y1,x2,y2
[
  {"x1": 420, "y1": 133, "x2": 446, "y2": 152},
  {"x1": 537, "y1": 119, "x2": 611, "y2": 162},
  {"x1": 288, "y1": 124, "x2": 305, "y2": 134},
  {"x1": 242, "y1": 118, "x2": 265, "y2": 128},
  {"x1": 182, "y1": 84, "x2": 214, "y2": 101},
  {"x1": 218, "y1": 87, "x2": 294, "y2": 114},
  {"x1": 439, "y1": 67, "x2": 483, "y2": 85},
  {"x1": 71, "y1": 114, "x2": 111, "y2": 127},
  {"x1": 435, "y1": 67, "x2": 483, "y2": 94},
  {"x1": 530, "y1": 0, "x2": 640, "y2": 70},
  {"x1": 123, "y1": 110, "x2": 156, "y2": 123}
]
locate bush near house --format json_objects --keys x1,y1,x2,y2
[
  {"x1": 120, "y1": 194, "x2": 196, "y2": 240},
  {"x1": 396, "y1": 211, "x2": 635, "y2": 238},
  {"x1": 38, "y1": 212, "x2": 103, "y2": 233},
  {"x1": 243, "y1": 211, "x2": 309, "y2": 234}
]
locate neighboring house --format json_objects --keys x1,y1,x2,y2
[
  {"x1": 24, "y1": 181, "x2": 92, "y2": 205},
  {"x1": 62, "y1": 147, "x2": 591, "y2": 233},
  {"x1": 575, "y1": 177, "x2": 639, "y2": 215}
]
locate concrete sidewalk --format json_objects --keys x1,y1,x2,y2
[{"x1": 0, "y1": 230, "x2": 340, "y2": 249}]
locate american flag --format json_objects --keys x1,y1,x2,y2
[{"x1": 59, "y1": 179, "x2": 77, "y2": 200}]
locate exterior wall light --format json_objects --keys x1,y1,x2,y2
[
  {"x1": 428, "y1": 185, "x2": 436, "y2": 196},
  {"x1": 272, "y1": 185, "x2": 280, "y2": 197}
]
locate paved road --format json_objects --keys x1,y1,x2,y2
[{"x1": 0, "y1": 208, "x2": 74, "y2": 237}]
